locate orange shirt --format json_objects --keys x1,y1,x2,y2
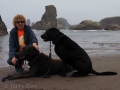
[{"x1": 18, "y1": 30, "x2": 26, "y2": 51}]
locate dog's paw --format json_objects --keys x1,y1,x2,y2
[
  {"x1": 59, "y1": 73, "x2": 66, "y2": 77},
  {"x1": 61, "y1": 74, "x2": 66, "y2": 77},
  {"x1": 7, "y1": 76, "x2": 16, "y2": 80},
  {"x1": 43, "y1": 75, "x2": 50, "y2": 78},
  {"x1": 70, "y1": 72, "x2": 81, "y2": 77}
]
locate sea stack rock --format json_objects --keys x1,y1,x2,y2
[
  {"x1": 104, "y1": 24, "x2": 120, "y2": 30},
  {"x1": 99, "y1": 16, "x2": 120, "y2": 29},
  {"x1": 57, "y1": 18, "x2": 70, "y2": 29},
  {"x1": 32, "y1": 5, "x2": 57, "y2": 30},
  {"x1": 0, "y1": 15, "x2": 8, "y2": 35},
  {"x1": 26, "y1": 19, "x2": 31, "y2": 26},
  {"x1": 69, "y1": 20, "x2": 102, "y2": 30}
]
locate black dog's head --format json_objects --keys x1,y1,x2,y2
[
  {"x1": 41, "y1": 28, "x2": 60, "y2": 42},
  {"x1": 16, "y1": 45, "x2": 39, "y2": 62}
]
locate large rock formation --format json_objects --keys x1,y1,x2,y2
[
  {"x1": 57, "y1": 24, "x2": 65, "y2": 29},
  {"x1": 0, "y1": 15, "x2": 8, "y2": 35},
  {"x1": 26, "y1": 19, "x2": 31, "y2": 26},
  {"x1": 31, "y1": 22, "x2": 34, "y2": 26},
  {"x1": 104, "y1": 24, "x2": 120, "y2": 30},
  {"x1": 69, "y1": 20, "x2": 102, "y2": 30},
  {"x1": 32, "y1": 5, "x2": 57, "y2": 30},
  {"x1": 57, "y1": 18, "x2": 70, "y2": 29},
  {"x1": 99, "y1": 16, "x2": 120, "y2": 29}
]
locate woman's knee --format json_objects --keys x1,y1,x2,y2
[{"x1": 7, "y1": 59, "x2": 14, "y2": 65}]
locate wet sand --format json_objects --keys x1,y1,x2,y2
[{"x1": 0, "y1": 49, "x2": 120, "y2": 90}]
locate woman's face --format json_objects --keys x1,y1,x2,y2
[{"x1": 15, "y1": 20, "x2": 25, "y2": 30}]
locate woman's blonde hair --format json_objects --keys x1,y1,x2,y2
[{"x1": 12, "y1": 14, "x2": 26, "y2": 27}]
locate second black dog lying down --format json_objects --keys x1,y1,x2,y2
[
  {"x1": 7, "y1": 45, "x2": 73, "y2": 80},
  {"x1": 41, "y1": 28, "x2": 117, "y2": 77}
]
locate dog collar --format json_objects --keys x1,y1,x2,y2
[
  {"x1": 28, "y1": 54, "x2": 40, "y2": 66},
  {"x1": 52, "y1": 34, "x2": 65, "y2": 44}
]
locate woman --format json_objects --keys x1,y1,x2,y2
[{"x1": 7, "y1": 14, "x2": 39, "y2": 72}]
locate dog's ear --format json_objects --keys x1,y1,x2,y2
[
  {"x1": 46, "y1": 28, "x2": 60, "y2": 40},
  {"x1": 50, "y1": 28, "x2": 59, "y2": 33}
]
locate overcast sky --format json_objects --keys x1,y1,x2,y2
[{"x1": 0, "y1": 0, "x2": 120, "y2": 29}]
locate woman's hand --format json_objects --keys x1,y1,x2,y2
[
  {"x1": 33, "y1": 43, "x2": 39, "y2": 50},
  {"x1": 11, "y1": 57, "x2": 17, "y2": 65}
]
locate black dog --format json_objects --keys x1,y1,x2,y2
[
  {"x1": 7, "y1": 45, "x2": 73, "y2": 80},
  {"x1": 41, "y1": 28, "x2": 117, "y2": 77}
]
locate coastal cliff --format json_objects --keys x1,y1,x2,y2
[
  {"x1": 0, "y1": 15, "x2": 8, "y2": 35},
  {"x1": 32, "y1": 5, "x2": 57, "y2": 30}
]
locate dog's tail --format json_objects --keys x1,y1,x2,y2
[{"x1": 91, "y1": 69, "x2": 117, "y2": 75}]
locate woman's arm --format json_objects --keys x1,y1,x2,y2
[
  {"x1": 28, "y1": 26, "x2": 39, "y2": 50},
  {"x1": 9, "y1": 31, "x2": 17, "y2": 59}
]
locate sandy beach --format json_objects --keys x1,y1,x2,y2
[
  {"x1": 0, "y1": 49, "x2": 120, "y2": 90},
  {"x1": 0, "y1": 30, "x2": 120, "y2": 90}
]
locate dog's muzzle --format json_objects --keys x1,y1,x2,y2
[{"x1": 41, "y1": 34, "x2": 49, "y2": 41}]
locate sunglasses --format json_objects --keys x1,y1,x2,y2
[{"x1": 15, "y1": 21, "x2": 25, "y2": 24}]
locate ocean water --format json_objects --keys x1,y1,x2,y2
[{"x1": 0, "y1": 29, "x2": 120, "y2": 67}]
